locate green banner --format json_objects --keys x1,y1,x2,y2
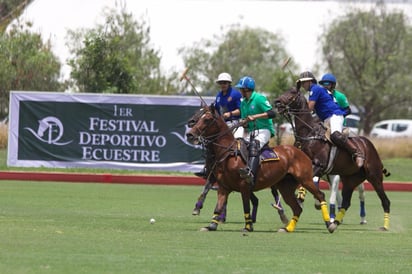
[{"x1": 8, "y1": 92, "x2": 213, "y2": 172}]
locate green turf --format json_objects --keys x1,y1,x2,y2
[
  {"x1": 1, "y1": 148, "x2": 411, "y2": 181},
  {"x1": 0, "y1": 181, "x2": 410, "y2": 274}
]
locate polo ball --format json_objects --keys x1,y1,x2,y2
[{"x1": 150, "y1": 218, "x2": 156, "y2": 224}]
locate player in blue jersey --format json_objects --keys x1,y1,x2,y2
[
  {"x1": 192, "y1": 72, "x2": 243, "y2": 218},
  {"x1": 296, "y1": 71, "x2": 364, "y2": 168}
]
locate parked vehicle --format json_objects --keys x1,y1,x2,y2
[
  {"x1": 370, "y1": 119, "x2": 412, "y2": 138},
  {"x1": 344, "y1": 114, "x2": 361, "y2": 135}
]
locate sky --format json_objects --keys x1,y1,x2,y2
[{"x1": 19, "y1": 0, "x2": 412, "y2": 80}]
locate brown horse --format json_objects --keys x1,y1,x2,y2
[
  {"x1": 274, "y1": 87, "x2": 391, "y2": 230},
  {"x1": 186, "y1": 104, "x2": 337, "y2": 233}
]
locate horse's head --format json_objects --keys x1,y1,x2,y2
[
  {"x1": 186, "y1": 104, "x2": 223, "y2": 145},
  {"x1": 273, "y1": 87, "x2": 306, "y2": 114}
]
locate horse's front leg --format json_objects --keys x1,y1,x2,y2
[
  {"x1": 240, "y1": 183, "x2": 253, "y2": 232},
  {"x1": 192, "y1": 179, "x2": 213, "y2": 215},
  {"x1": 201, "y1": 188, "x2": 228, "y2": 231},
  {"x1": 334, "y1": 179, "x2": 355, "y2": 226}
]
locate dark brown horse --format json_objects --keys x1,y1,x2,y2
[
  {"x1": 274, "y1": 87, "x2": 391, "y2": 230},
  {"x1": 186, "y1": 104, "x2": 336, "y2": 233}
]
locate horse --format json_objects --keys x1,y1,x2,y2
[
  {"x1": 192, "y1": 175, "x2": 289, "y2": 226},
  {"x1": 186, "y1": 103, "x2": 337, "y2": 233},
  {"x1": 189, "y1": 107, "x2": 288, "y2": 225},
  {"x1": 274, "y1": 87, "x2": 391, "y2": 230}
]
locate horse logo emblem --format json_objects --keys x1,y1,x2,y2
[
  {"x1": 170, "y1": 124, "x2": 202, "y2": 149},
  {"x1": 25, "y1": 116, "x2": 73, "y2": 145}
]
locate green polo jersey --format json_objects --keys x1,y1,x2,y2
[
  {"x1": 332, "y1": 89, "x2": 349, "y2": 108},
  {"x1": 332, "y1": 89, "x2": 350, "y2": 126},
  {"x1": 240, "y1": 91, "x2": 275, "y2": 136}
]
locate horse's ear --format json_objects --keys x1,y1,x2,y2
[{"x1": 210, "y1": 103, "x2": 216, "y2": 112}]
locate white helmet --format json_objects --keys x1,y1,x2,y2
[{"x1": 216, "y1": 72, "x2": 232, "y2": 83}]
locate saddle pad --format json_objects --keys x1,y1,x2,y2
[{"x1": 260, "y1": 147, "x2": 280, "y2": 162}]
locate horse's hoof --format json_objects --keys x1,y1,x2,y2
[
  {"x1": 379, "y1": 226, "x2": 389, "y2": 231},
  {"x1": 360, "y1": 220, "x2": 367, "y2": 225},
  {"x1": 200, "y1": 227, "x2": 210, "y2": 232},
  {"x1": 327, "y1": 222, "x2": 338, "y2": 233},
  {"x1": 242, "y1": 227, "x2": 253, "y2": 233},
  {"x1": 208, "y1": 222, "x2": 218, "y2": 231},
  {"x1": 192, "y1": 208, "x2": 200, "y2": 215},
  {"x1": 278, "y1": 228, "x2": 289, "y2": 233},
  {"x1": 242, "y1": 227, "x2": 253, "y2": 232}
]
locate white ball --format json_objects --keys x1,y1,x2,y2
[{"x1": 150, "y1": 218, "x2": 156, "y2": 224}]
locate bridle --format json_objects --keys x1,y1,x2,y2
[
  {"x1": 276, "y1": 89, "x2": 325, "y2": 143},
  {"x1": 189, "y1": 108, "x2": 241, "y2": 164}
]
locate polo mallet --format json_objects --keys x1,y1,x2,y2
[
  {"x1": 281, "y1": 56, "x2": 293, "y2": 77},
  {"x1": 179, "y1": 67, "x2": 207, "y2": 106}
]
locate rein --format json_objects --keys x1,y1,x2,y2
[
  {"x1": 278, "y1": 91, "x2": 325, "y2": 142},
  {"x1": 195, "y1": 111, "x2": 241, "y2": 164}
]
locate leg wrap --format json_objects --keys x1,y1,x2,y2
[
  {"x1": 335, "y1": 208, "x2": 346, "y2": 224},
  {"x1": 244, "y1": 213, "x2": 254, "y2": 232},
  {"x1": 329, "y1": 204, "x2": 336, "y2": 219},
  {"x1": 285, "y1": 216, "x2": 299, "y2": 232},
  {"x1": 320, "y1": 201, "x2": 330, "y2": 222},
  {"x1": 211, "y1": 214, "x2": 220, "y2": 224},
  {"x1": 383, "y1": 212, "x2": 390, "y2": 230}
]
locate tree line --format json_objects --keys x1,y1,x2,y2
[{"x1": 0, "y1": 1, "x2": 411, "y2": 134}]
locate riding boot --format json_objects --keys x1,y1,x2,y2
[
  {"x1": 330, "y1": 131, "x2": 364, "y2": 168},
  {"x1": 194, "y1": 168, "x2": 207, "y2": 179},
  {"x1": 239, "y1": 140, "x2": 260, "y2": 187}
]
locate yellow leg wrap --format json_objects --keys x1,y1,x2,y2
[
  {"x1": 335, "y1": 208, "x2": 346, "y2": 224},
  {"x1": 211, "y1": 214, "x2": 219, "y2": 224},
  {"x1": 383, "y1": 212, "x2": 390, "y2": 230},
  {"x1": 320, "y1": 201, "x2": 330, "y2": 222},
  {"x1": 244, "y1": 213, "x2": 253, "y2": 231},
  {"x1": 285, "y1": 216, "x2": 299, "y2": 232}
]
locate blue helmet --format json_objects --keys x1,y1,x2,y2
[
  {"x1": 235, "y1": 76, "x2": 255, "y2": 90},
  {"x1": 319, "y1": 73, "x2": 337, "y2": 85}
]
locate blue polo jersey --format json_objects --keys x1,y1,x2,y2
[
  {"x1": 308, "y1": 83, "x2": 345, "y2": 121},
  {"x1": 215, "y1": 86, "x2": 242, "y2": 121}
]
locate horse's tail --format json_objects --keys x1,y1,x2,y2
[
  {"x1": 358, "y1": 136, "x2": 391, "y2": 177},
  {"x1": 382, "y1": 167, "x2": 391, "y2": 177}
]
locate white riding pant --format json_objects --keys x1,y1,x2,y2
[
  {"x1": 225, "y1": 120, "x2": 244, "y2": 139},
  {"x1": 324, "y1": 114, "x2": 344, "y2": 133},
  {"x1": 243, "y1": 129, "x2": 271, "y2": 146}
]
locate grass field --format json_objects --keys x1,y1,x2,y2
[{"x1": 0, "y1": 181, "x2": 410, "y2": 274}]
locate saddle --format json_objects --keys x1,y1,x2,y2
[
  {"x1": 237, "y1": 139, "x2": 280, "y2": 164},
  {"x1": 317, "y1": 123, "x2": 357, "y2": 174}
]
